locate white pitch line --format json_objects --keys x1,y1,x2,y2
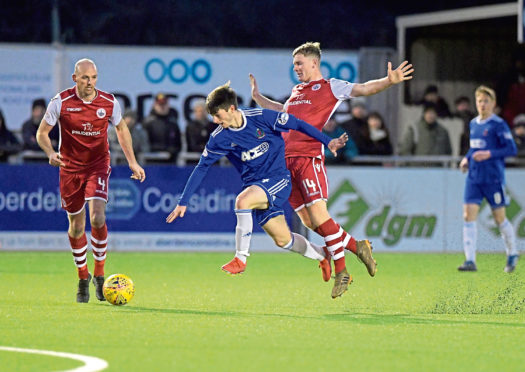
[{"x1": 0, "y1": 346, "x2": 108, "y2": 372}]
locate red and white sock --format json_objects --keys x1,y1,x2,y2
[
  {"x1": 91, "y1": 224, "x2": 108, "y2": 277},
  {"x1": 315, "y1": 219, "x2": 346, "y2": 273},
  {"x1": 339, "y1": 227, "x2": 357, "y2": 254},
  {"x1": 69, "y1": 233, "x2": 89, "y2": 279}
]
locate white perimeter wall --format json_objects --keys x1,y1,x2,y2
[{"x1": 2, "y1": 167, "x2": 524, "y2": 253}]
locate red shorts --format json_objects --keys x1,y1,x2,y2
[
  {"x1": 286, "y1": 156, "x2": 328, "y2": 211},
  {"x1": 59, "y1": 165, "x2": 111, "y2": 214}
]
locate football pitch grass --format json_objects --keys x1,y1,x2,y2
[{"x1": 1, "y1": 252, "x2": 524, "y2": 371}]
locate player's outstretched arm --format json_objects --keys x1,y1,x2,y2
[
  {"x1": 352, "y1": 61, "x2": 414, "y2": 97},
  {"x1": 115, "y1": 119, "x2": 146, "y2": 182},
  {"x1": 249, "y1": 74, "x2": 285, "y2": 111},
  {"x1": 327, "y1": 132, "x2": 349, "y2": 157},
  {"x1": 166, "y1": 205, "x2": 187, "y2": 223},
  {"x1": 36, "y1": 119, "x2": 65, "y2": 167}
]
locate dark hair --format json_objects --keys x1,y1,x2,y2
[
  {"x1": 206, "y1": 82, "x2": 237, "y2": 115},
  {"x1": 32, "y1": 98, "x2": 46, "y2": 110},
  {"x1": 367, "y1": 111, "x2": 385, "y2": 125},
  {"x1": 424, "y1": 85, "x2": 438, "y2": 95},
  {"x1": 423, "y1": 102, "x2": 438, "y2": 113},
  {"x1": 454, "y1": 96, "x2": 470, "y2": 105}
]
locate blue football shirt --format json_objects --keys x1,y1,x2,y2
[
  {"x1": 178, "y1": 108, "x2": 332, "y2": 206},
  {"x1": 465, "y1": 114, "x2": 517, "y2": 184}
]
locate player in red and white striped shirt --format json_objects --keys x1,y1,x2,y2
[
  {"x1": 250, "y1": 42, "x2": 413, "y2": 298},
  {"x1": 37, "y1": 59, "x2": 145, "y2": 303}
]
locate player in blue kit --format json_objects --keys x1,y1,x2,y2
[
  {"x1": 166, "y1": 83, "x2": 350, "y2": 296},
  {"x1": 458, "y1": 86, "x2": 518, "y2": 273}
]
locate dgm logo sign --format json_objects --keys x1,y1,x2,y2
[{"x1": 327, "y1": 180, "x2": 437, "y2": 246}]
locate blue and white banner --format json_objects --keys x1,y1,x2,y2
[
  {"x1": 0, "y1": 164, "x2": 291, "y2": 251},
  {"x1": 2, "y1": 165, "x2": 524, "y2": 252},
  {"x1": 0, "y1": 44, "x2": 359, "y2": 130}
]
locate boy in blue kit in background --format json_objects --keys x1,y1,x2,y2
[
  {"x1": 458, "y1": 86, "x2": 518, "y2": 273},
  {"x1": 166, "y1": 83, "x2": 351, "y2": 298}
]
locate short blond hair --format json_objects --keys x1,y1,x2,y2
[
  {"x1": 475, "y1": 85, "x2": 496, "y2": 103},
  {"x1": 292, "y1": 42, "x2": 321, "y2": 60}
]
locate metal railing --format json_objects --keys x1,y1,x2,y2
[{"x1": 7, "y1": 150, "x2": 525, "y2": 168}]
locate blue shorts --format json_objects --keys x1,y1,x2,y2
[
  {"x1": 248, "y1": 174, "x2": 291, "y2": 226},
  {"x1": 464, "y1": 179, "x2": 508, "y2": 208}
]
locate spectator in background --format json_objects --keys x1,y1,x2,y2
[
  {"x1": 454, "y1": 96, "x2": 476, "y2": 155},
  {"x1": 417, "y1": 85, "x2": 451, "y2": 118},
  {"x1": 341, "y1": 100, "x2": 368, "y2": 153},
  {"x1": 143, "y1": 93, "x2": 181, "y2": 162},
  {"x1": 399, "y1": 103, "x2": 452, "y2": 156},
  {"x1": 185, "y1": 99, "x2": 214, "y2": 153},
  {"x1": 108, "y1": 109, "x2": 150, "y2": 162},
  {"x1": 360, "y1": 111, "x2": 393, "y2": 155},
  {"x1": 0, "y1": 109, "x2": 22, "y2": 161},
  {"x1": 512, "y1": 114, "x2": 525, "y2": 159},
  {"x1": 499, "y1": 45, "x2": 525, "y2": 127},
  {"x1": 22, "y1": 98, "x2": 58, "y2": 150},
  {"x1": 323, "y1": 118, "x2": 357, "y2": 164}
]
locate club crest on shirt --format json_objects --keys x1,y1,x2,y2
[
  {"x1": 312, "y1": 83, "x2": 321, "y2": 91},
  {"x1": 96, "y1": 108, "x2": 106, "y2": 118},
  {"x1": 277, "y1": 113, "x2": 289, "y2": 125},
  {"x1": 256, "y1": 128, "x2": 265, "y2": 139},
  {"x1": 483, "y1": 129, "x2": 488, "y2": 136}
]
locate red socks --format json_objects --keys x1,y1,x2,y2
[
  {"x1": 69, "y1": 233, "x2": 89, "y2": 279},
  {"x1": 340, "y1": 229, "x2": 357, "y2": 254},
  {"x1": 91, "y1": 224, "x2": 108, "y2": 277},
  {"x1": 316, "y1": 219, "x2": 346, "y2": 273}
]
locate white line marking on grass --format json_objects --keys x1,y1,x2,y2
[{"x1": 0, "y1": 346, "x2": 108, "y2": 372}]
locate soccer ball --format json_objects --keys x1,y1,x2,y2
[{"x1": 103, "y1": 274, "x2": 135, "y2": 305}]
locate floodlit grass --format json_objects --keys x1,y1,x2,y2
[{"x1": 0, "y1": 252, "x2": 523, "y2": 371}]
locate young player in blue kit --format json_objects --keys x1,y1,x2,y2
[
  {"x1": 458, "y1": 86, "x2": 518, "y2": 273},
  {"x1": 166, "y1": 83, "x2": 351, "y2": 297}
]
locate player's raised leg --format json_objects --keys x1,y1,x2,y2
[
  {"x1": 299, "y1": 201, "x2": 351, "y2": 298},
  {"x1": 88, "y1": 199, "x2": 107, "y2": 301},
  {"x1": 261, "y1": 214, "x2": 332, "y2": 282},
  {"x1": 297, "y1": 207, "x2": 376, "y2": 276},
  {"x1": 67, "y1": 208, "x2": 91, "y2": 303}
]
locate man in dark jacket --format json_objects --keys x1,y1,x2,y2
[
  {"x1": 143, "y1": 93, "x2": 181, "y2": 162},
  {"x1": 22, "y1": 98, "x2": 58, "y2": 151}
]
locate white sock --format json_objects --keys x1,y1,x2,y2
[
  {"x1": 283, "y1": 233, "x2": 325, "y2": 261},
  {"x1": 310, "y1": 242, "x2": 327, "y2": 258},
  {"x1": 463, "y1": 221, "x2": 477, "y2": 262},
  {"x1": 234, "y1": 209, "x2": 252, "y2": 263},
  {"x1": 499, "y1": 219, "x2": 518, "y2": 256}
]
